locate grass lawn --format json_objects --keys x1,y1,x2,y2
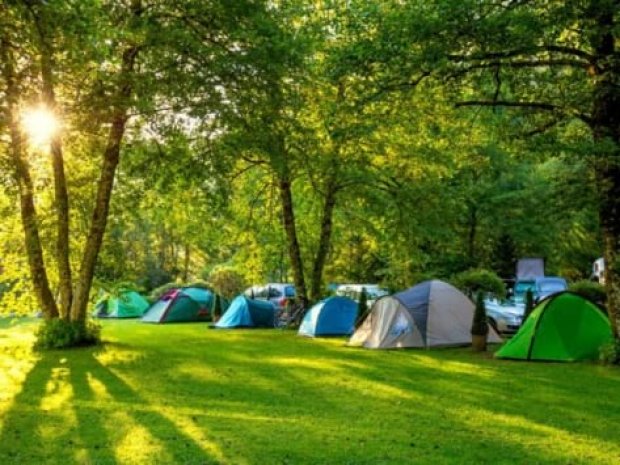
[{"x1": 1, "y1": 318, "x2": 619, "y2": 465}]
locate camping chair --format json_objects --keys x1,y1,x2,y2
[{"x1": 275, "y1": 300, "x2": 306, "y2": 328}]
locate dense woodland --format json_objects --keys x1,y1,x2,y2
[{"x1": 0, "y1": 1, "x2": 618, "y2": 340}]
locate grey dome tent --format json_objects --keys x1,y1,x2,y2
[{"x1": 349, "y1": 280, "x2": 502, "y2": 349}]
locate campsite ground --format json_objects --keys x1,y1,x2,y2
[{"x1": 1, "y1": 319, "x2": 619, "y2": 465}]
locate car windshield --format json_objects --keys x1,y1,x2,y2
[
  {"x1": 538, "y1": 281, "x2": 565, "y2": 293},
  {"x1": 514, "y1": 282, "x2": 534, "y2": 294},
  {"x1": 367, "y1": 289, "x2": 388, "y2": 299}
]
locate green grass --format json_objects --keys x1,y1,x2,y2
[{"x1": 1, "y1": 319, "x2": 619, "y2": 465}]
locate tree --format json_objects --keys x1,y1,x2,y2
[
  {"x1": 0, "y1": 0, "x2": 279, "y2": 345},
  {"x1": 333, "y1": 0, "x2": 620, "y2": 336}
]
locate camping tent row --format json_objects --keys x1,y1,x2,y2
[
  {"x1": 142, "y1": 287, "x2": 215, "y2": 323},
  {"x1": 495, "y1": 291, "x2": 613, "y2": 362},
  {"x1": 349, "y1": 280, "x2": 502, "y2": 349},
  {"x1": 94, "y1": 291, "x2": 150, "y2": 318}
]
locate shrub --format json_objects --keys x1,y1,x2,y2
[
  {"x1": 471, "y1": 291, "x2": 489, "y2": 337},
  {"x1": 452, "y1": 269, "x2": 506, "y2": 299},
  {"x1": 148, "y1": 282, "x2": 179, "y2": 303},
  {"x1": 569, "y1": 280, "x2": 606, "y2": 306},
  {"x1": 35, "y1": 318, "x2": 101, "y2": 350},
  {"x1": 207, "y1": 266, "x2": 247, "y2": 299},
  {"x1": 599, "y1": 338, "x2": 620, "y2": 365}
]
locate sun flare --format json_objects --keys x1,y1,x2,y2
[{"x1": 21, "y1": 106, "x2": 60, "y2": 147}]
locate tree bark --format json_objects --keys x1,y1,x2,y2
[
  {"x1": 278, "y1": 173, "x2": 308, "y2": 307},
  {"x1": 588, "y1": 1, "x2": 620, "y2": 337},
  {"x1": 34, "y1": 11, "x2": 73, "y2": 318},
  {"x1": 70, "y1": 45, "x2": 139, "y2": 321},
  {"x1": 310, "y1": 179, "x2": 338, "y2": 302},
  {"x1": 1, "y1": 36, "x2": 59, "y2": 319},
  {"x1": 467, "y1": 202, "x2": 477, "y2": 266}
]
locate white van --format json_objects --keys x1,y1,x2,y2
[{"x1": 335, "y1": 284, "x2": 389, "y2": 307}]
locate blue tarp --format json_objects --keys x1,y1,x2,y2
[
  {"x1": 298, "y1": 296, "x2": 358, "y2": 337},
  {"x1": 215, "y1": 295, "x2": 277, "y2": 328}
]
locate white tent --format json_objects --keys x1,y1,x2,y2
[{"x1": 349, "y1": 280, "x2": 502, "y2": 349}]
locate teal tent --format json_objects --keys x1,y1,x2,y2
[
  {"x1": 94, "y1": 291, "x2": 149, "y2": 318},
  {"x1": 215, "y1": 295, "x2": 277, "y2": 328},
  {"x1": 142, "y1": 287, "x2": 213, "y2": 323}
]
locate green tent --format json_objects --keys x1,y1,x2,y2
[
  {"x1": 496, "y1": 292, "x2": 612, "y2": 362},
  {"x1": 141, "y1": 287, "x2": 213, "y2": 323},
  {"x1": 94, "y1": 291, "x2": 149, "y2": 318}
]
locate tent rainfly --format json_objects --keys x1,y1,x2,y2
[
  {"x1": 298, "y1": 296, "x2": 358, "y2": 337},
  {"x1": 349, "y1": 280, "x2": 502, "y2": 349},
  {"x1": 215, "y1": 295, "x2": 277, "y2": 328},
  {"x1": 141, "y1": 287, "x2": 213, "y2": 323},
  {"x1": 495, "y1": 292, "x2": 613, "y2": 362},
  {"x1": 94, "y1": 291, "x2": 149, "y2": 318}
]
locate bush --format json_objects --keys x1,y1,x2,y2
[
  {"x1": 599, "y1": 338, "x2": 620, "y2": 365},
  {"x1": 148, "y1": 282, "x2": 179, "y2": 303},
  {"x1": 569, "y1": 280, "x2": 606, "y2": 306},
  {"x1": 35, "y1": 318, "x2": 101, "y2": 350},
  {"x1": 207, "y1": 266, "x2": 247, "y2": 299},
  {"x1": 471, "y1": 291, "x2": 489, "y2": 336},
  {"x1": 452, "y1": 269, "x2": 506, "y2": 299}
]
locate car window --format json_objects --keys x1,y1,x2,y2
[
  {"x1": 514, "y1": 282, "x2": 534, "y2": 294},
  {"x1": 268, "y1": 287, "x2": 282, "y2": 298},
  {"x1": 285, "y1": 286, "x2": 296, "y2": 297}
]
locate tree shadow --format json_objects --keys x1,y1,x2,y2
[{"x1": 0, "y1": 345, "x2": 225, "y2": 465}]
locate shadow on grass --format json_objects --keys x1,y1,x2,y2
[{"x1": 0, "y1": 344, "x2": 223, "y2": 465}]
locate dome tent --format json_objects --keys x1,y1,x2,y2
[
  {"x1": 495, "y1": 292, "x2": 613, "y2": 362},
  {"x1": 349, "y1": 280, "x2": 502, "y2": 349},
  {"x1": 142, "y1": 287, "x2": 213, "y2": 323},
  {"x1": 94, "y1": 291, "x2": 149, "y2": 318},
  {"x1": 298, "y1": 296, "x2": 358, "y2": 337},
  {"x1": 215, "y1": 295, "x2": 277, "y2": 328}
]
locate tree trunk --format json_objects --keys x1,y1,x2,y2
[
  {"x1": 1, "y1": 36, "x2": 58, "y2": 319},
  {"x1": 36, "y1": 15, "x2": 73, "y2": 318},
  {"x1": 589, "y1": 1, "x2": 620, "y2": 337},
  {"x1": 70, "y1": 45, "x2": 139, "y2": 321},
  {"x1": 183, "y1": 243, "x2": 190, "y2": 282},
  {"x1": 278, "y1": 174, "x2": 308, "y2": 307},
  {"x1": 466, "y1": 202, "x2": 477, "y2": 266},
  {"x1": 310, "y1": 179, "x2": 338, "y2": 302}
]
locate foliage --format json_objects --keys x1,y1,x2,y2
[
  {"x1": 471, "y1": 291, "x2": 489, "y2": 337},
  {"x1": 34, "y1": 319, "x2": 101, "y2": 350},
  {"x1": 452, "y1": 269, "x2": 506, "y2": 299},
  {"x1": 206, "y1": 266, "x2": 247, "y2": 300},
  {"x1": 569, "y1": 280, "x2": 607, "y2": 306},
  {"x1": 147, "y1": 282, "x2": 179, "y2": 304},
  {"x1": 599, "y1": 338, "x2": 620, "y2": 366}
]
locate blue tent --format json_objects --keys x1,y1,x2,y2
[
  {"x1": 298, "y1": 296, "x2": 358, "y2": 337},
  {"x1": 215, "y1": 295, "x2": 277, "y2": 328}
]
